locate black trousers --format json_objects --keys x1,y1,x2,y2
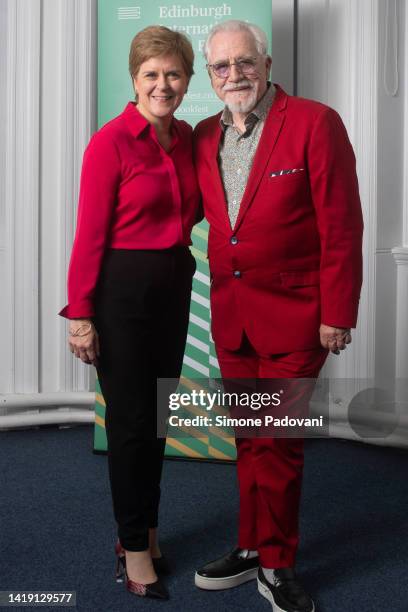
[{"x1": 94, "y1": 247, "x2": 195, "y2": 551}]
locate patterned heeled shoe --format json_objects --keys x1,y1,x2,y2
[
  {"x1": 124, "y1": 570, "x2": 169, "y2": 600},
  {"x1": 114, "y1": 542, "x2": 169, "y2": 600},
  {"x1": 115, "y1": 540, "x2": 171, "y2": 577},
  {"x1": 114, "y1": 541, "x2": 126, "y2": 583}
]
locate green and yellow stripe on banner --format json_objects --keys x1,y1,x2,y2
[{"x1": 93, "y1": 375, "x2": 237, "y2": 461}]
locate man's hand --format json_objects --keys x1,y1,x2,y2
[
  {"x1": 68, "y1": 318, "x2": 100, "y2": 366},
  {"x1": 319, "y1": 324, "x2": 352, "y2": 355}
]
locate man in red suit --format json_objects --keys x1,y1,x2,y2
[{"x1": 193, "y1": 20, "x2": 363, "y2": 612}]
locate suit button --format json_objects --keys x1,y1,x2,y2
[
  {"x1": 233, "y1": 270, "x2": 242, "y2": 278},
  {"x1": 230, "y1": 236, "x2": 238, "y2": 245}
]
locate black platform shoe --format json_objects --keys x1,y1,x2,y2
[
  {"x1": 257, "y1": 567, "x2": 314, "y2": 612},
  {"x1": 195, "y1": 547, "x2": 259, "y2": 590}
]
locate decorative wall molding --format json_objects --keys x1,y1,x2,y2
[
  {"x1": 0, "y1": 2, "x2": 7, "y2": 253},
  {"x1": 383, "y1": 0, "x2": 399, "y2": 96},
  {"x1": 403, "y1": 0, "x2": 408, "y2": 246},
  {"x1": 271, "y1": 0, "x2": 295, "y2": 94},
  {"x1": 392, "y1": 246, "x2": 408, "y2": 378},
  {"x1": 4, "y1": 0, "x2": 41, "y2": 393},
  {"x1": 345, "y1": 0, "x2": 379, "y2": 380},
  {"x1": 55, "y1": 0, "x2": 97, "y2": 392},
  {"x1": 297, "y1": 0, "x2": 379, "y2": 381},
  {"x1": 0, "y1": 392, "x2": 94, "y2": 429},
  {"x1": 2, "y1": 0, "x2": 97, "y2": 396},
  {"x1": 392, "y1": 247, "x2": 408, "y2": 263}
]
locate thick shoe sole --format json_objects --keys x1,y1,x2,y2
[
  {"x1": 257, "y1": 576, "x2": 315, "y2": 612},
  {"x1": 195, "y1": 567, "x2": 258, "y2": 590}
]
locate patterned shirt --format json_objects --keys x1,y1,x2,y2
[{"x1": 219, "y1": 83, "x2": 276, "y2": 229}]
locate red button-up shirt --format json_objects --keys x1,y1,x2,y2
[{"x1": 59, "y1": 103, "x2": 200, "y2": 319}]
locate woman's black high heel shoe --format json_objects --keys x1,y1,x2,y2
[
  {"x1": 115, "y1": 541, "x2": 126, "y2": 583},
  {"x1": 125, "y1": 570, "x2": 169, "y2": 600},
  {"x1": 115, "y1": 540, "x2": 171, "y2": 577},
  {"x1": 114, "y1": 542, "x2": 169, "y2": 600}
]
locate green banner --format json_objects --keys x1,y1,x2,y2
[
  {"x1": 94, "y1": 0, "x2": 272, "y2": 459},
  {"x1": 98, "y1": 1, "x2": 272, "y2": 127}
]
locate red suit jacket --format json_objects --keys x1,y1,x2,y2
[{"x1": 193, "y1": 85, "x2": 364, "y2": 354}]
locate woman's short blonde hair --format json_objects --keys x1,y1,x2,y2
[{"x1": 129, "y1": 26, "x2": 194, "y2": 80}]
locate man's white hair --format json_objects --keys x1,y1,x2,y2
[{"x1": 203, "y1": 20, "x2": 269, "y2": 61}]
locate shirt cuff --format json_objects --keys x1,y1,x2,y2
[{"x1": 58, "y1": 299, "x2": 95, "y2": 320}]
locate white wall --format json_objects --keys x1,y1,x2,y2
[
  {"x1": 0, "y1": 0, "x2": 7, "y2": 378},
  {"x1": 375, "y1": 0, "x2": 406, "y2": 382},
  {"x1": 271, "y1": 0, "x2": 295, "y2": 93},
  {"x1": 0, "y1": 0, "x2": 97, "y2": 410},
  {"x1": 297, "y1": 0, "x2": 408, "y2": 446},
  {"x1": 0, "y1": 0, "x2": 6, "y2": 252},
  {"x1": 298, "y1": 0, "x2": 378, "y2": 382}
]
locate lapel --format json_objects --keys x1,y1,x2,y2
[
  {"x1": 233, "y1": 85, "x2": 288, "y2": 232},
  {"x1": 206, "y1": 115, "x2": 231, "y2": 228}
]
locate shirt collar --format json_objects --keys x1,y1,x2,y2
[
  {"x1": 123, "y1": 102, "x2": 181, "y2": 149},
  {"x1": 220, "y1": 82, "x2": 276, "y2": 132},
  {"x1": 123, "y1": 102, "x2": 150, "y2": 138}
]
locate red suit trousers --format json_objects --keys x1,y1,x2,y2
[{"x1": 216, "y1": 335, "x2": 328, "y2": 568}]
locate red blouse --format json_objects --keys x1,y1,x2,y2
[{"x1": 59, "y1": 103, "x2": 200, "y2": 319}]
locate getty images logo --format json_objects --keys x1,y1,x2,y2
[{"x1": 117, "y1": 6, "x2": 141, "y2": 20}]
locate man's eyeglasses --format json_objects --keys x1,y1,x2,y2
[{"x1": 206, "y1": 58, "x2": 259, "y2": 79}]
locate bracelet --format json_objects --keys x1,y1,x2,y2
[{"x1": 69, "y1": 323, "x2": 92, "y2": 337}]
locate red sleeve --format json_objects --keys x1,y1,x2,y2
[
  {"x1": 59, "y1": 131, "x2": 121, "y2": 319},
  {"x1": 307, "y1": 107, "x2": 364, "y2": 328}
]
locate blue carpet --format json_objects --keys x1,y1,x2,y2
[{"x1": 0, "y1": 426, "x2": 407, "y2": 611}]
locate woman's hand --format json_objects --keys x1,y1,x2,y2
[{"x1": 68, "y1": 318, "x2": 100, "y2": 366}]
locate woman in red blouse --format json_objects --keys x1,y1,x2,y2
[{"x1": 60, "y1": 26, "x2": 200, "y2": 601}]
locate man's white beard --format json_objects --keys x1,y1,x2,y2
[{"x1": 224, "y1": 87, "x2": 258, "y2": 114}]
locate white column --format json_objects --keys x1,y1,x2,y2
[
  {"x1": 392, "y1": 248, "x2": 408, "y2": 378},
  {"x1": 345, "y1": 0, "x2": 379, "y2": 381},
  {"x1": 41, "y1": 0, "x2": 97, "y2": 393},
  {"x1": 1, "y1": 0, "x2": 97, "y2": 401},
  {"x1": 3, "y1": 0, "x2": 41, "y2": 393},
  {"x1": 297, "y1": 0, "x2": 379, "y2": 380},
  {"x1": 391, "y1": 0, "x2": 408, "y2": 380},
  {"x1": 0, "y1": 0, "x2": 7, "y2": 254},
  {"x1": 271, "y1": 0, "x2": 295, "y2": 94},
  {"x1": 404, "y1": 0, "x2": 408, "y2": 248}
]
